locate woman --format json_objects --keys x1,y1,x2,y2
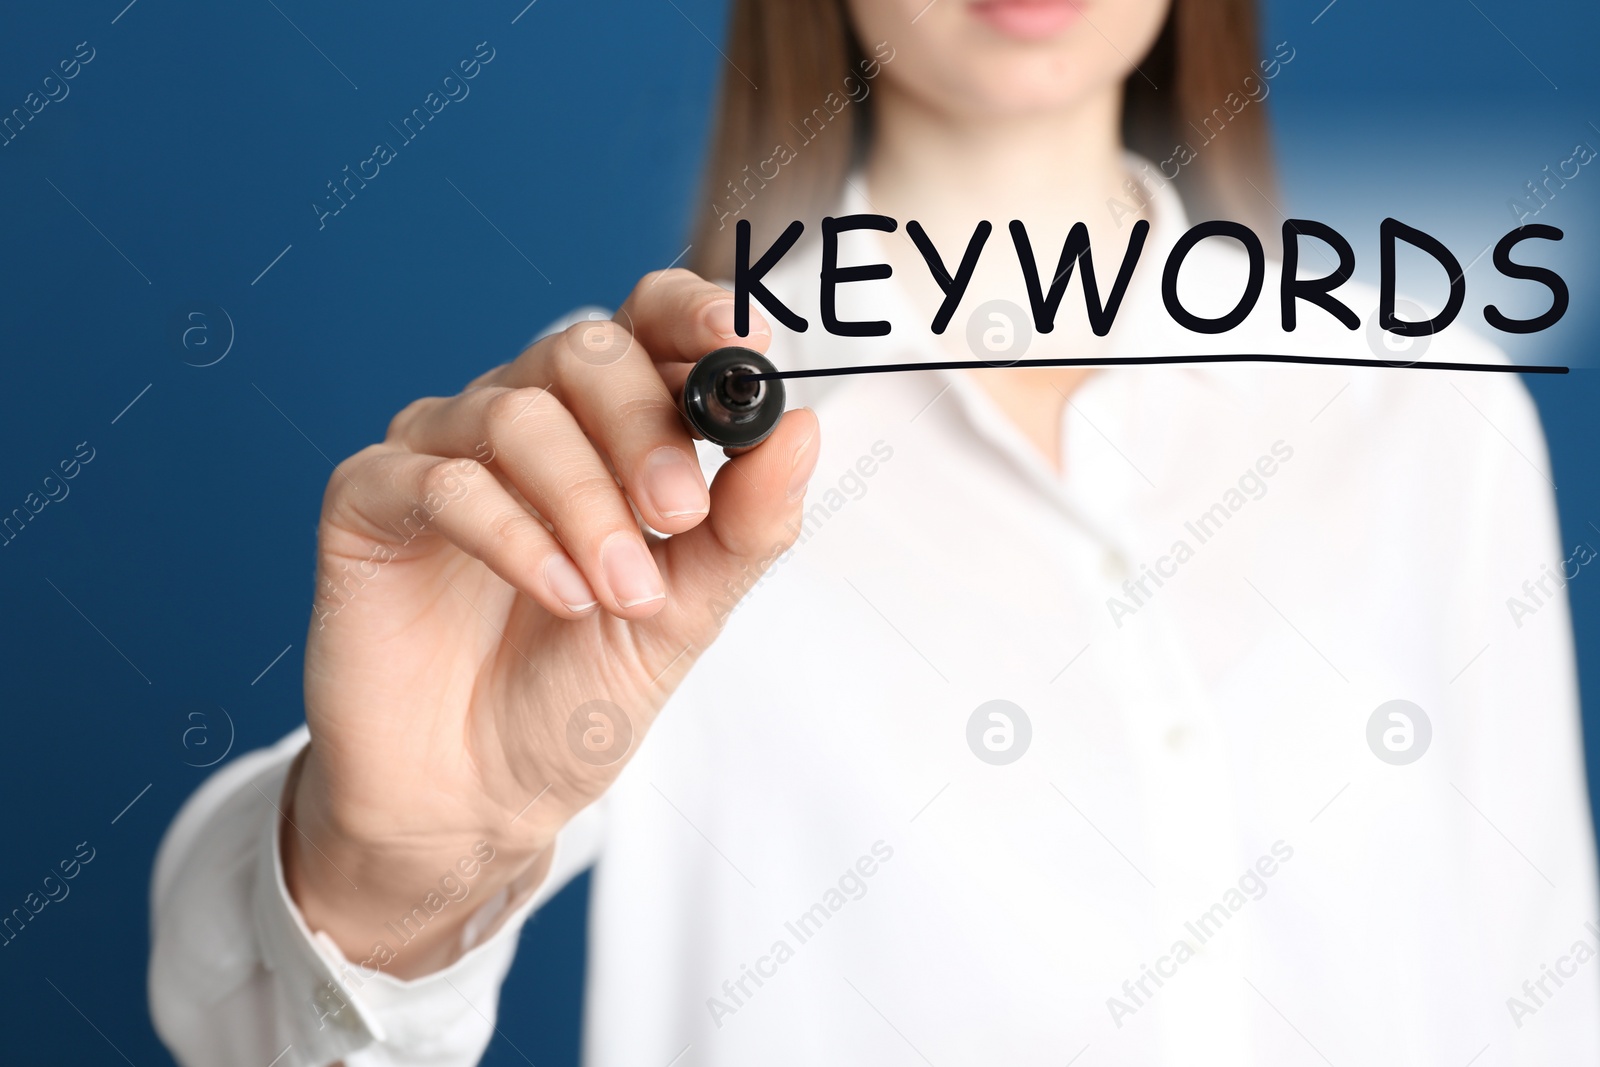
[{"x1": 150, "y1": 0, "x2": 1599, "y2": 1063}]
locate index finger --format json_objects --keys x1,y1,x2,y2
[{"x1": 614, "y1": 268, "x2": 773, "y2": 368}]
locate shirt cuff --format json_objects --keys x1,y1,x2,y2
[{"x1": 250, "y1": 742, "x2": 568, "y2": 1066}]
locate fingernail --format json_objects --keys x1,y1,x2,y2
[
  {"x1": 704, "y1": 300, "x2": 769, "y2": 342},
  {"x1": 601, "y1": 533, "x2": 665, "y2": 608},
  {"x1": 544, "y1": 554, "x2": 597, "y2": 613},
  {"x1": 642, "y1": 447, "x2": 708, "y2": 519},
  {"x1": 787, "y1": 429, "x2": 819, "y2": 502}
]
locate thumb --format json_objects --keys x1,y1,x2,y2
[{"x1": 646, "y1": 407, "x2": 819, "y2": 653}]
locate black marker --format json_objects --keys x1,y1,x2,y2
[
  {"x1": 680, "y1": 348, "x2": 1569, "y2": 447},
  {"x1": 679, "y1": 346, "x2": 787, "y2": 450}
]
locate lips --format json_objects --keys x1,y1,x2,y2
[{"x1": 968, "y1": 0, "x2": 1084, "y2": 40}]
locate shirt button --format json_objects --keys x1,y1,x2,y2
[{"x1": 1164, "y1": 724, "x2": 1191, "y2": 751}]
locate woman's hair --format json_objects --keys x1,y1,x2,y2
[{"x1": 688, "y1": 0, "x2": 1275, "y2": 280}]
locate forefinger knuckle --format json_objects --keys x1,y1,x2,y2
[
  {"x1": 483, "y1": 387, "x2": 550, "y2": 450},
  {"x1": 635, "y1": 267, "x2": 698, "y2": 295},
  {"x1": 420, "y1": 457, "x2": 482, "y2": 503},
  {"x1": 386, "y1": 396, "x2": 440, "y2": 443},
  {"x1": 558, "y1": 319, "x2": 634, "y2": 370}
]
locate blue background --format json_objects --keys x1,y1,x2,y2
[{"x1": 0, "y1": 0, "x2": 1595, "y2": 1061}]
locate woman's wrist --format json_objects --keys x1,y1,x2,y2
[{"x1": 281, "y1": 745, "x2": 550, "y2": 979}]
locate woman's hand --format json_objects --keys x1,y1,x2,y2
[{"x1": 285, "y1": 270, "x2": 819, "y2": 976}]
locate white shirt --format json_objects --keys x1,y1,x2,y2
[{"x1": 150, "y1": 169, "x2": 1600, "y2": 1066}]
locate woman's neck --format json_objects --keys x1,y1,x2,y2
[
  {"x1": 862, "y1": 81, "x2": 1143, "y2": 474},
  {"x1": 864, "y1": 81, "x2": 1131, "y2": 234}
]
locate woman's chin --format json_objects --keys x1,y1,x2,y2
[{"x1": 934, "y1": 67, "x2": 1110, "y2": 120}]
